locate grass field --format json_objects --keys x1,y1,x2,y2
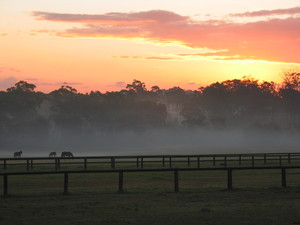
[
  {"x1": 1, "y1": 166, "x2": 300, "y2": 225},
  {"x1": 1, "y1": 187, "x2": 300, "y2": 225}
]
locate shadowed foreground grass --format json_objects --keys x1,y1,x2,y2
[
  {"x1": 1, "y1": 169, "x2": 300, "y2": 224},
  {"x1": 1, "y1": 188, "x2": 300, "y2": 225}
]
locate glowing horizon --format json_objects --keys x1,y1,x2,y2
[{"x1": 1, "y1": 0, "x2": 300, "y2": 93}]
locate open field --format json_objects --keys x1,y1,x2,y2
[
  {"x1": 1, "y1": 169, "x2": 300, "y2": 224},
  {"x1": 1, "y1": 187, "x2": 300, "y2": 225}
]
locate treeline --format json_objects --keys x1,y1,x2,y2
[{"x1": 1, "y1": 71, "x2": 300, "y2": 140}]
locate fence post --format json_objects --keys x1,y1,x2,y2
[
  {"x1": 162, "y1": 157, "x2": 165, "y2": 167},
  {"x1": 111, "y1": 157, "x2": 115, "y2": 169},
  {"x1": 227, "y1": 169, "x2": 232, "y2": 190},
  {"x1": 251, "y1": 156, "x2": 255, "y2": 167},
  {"x1": 141, "y1": 157, "x2": 144, "y2": 169},
  {"x1": 224, "y1": 156, "x2": 227, "y2": 168},
  {"x1": 63, "y1": 172, "x2": 69, "y2": 195},
  {"x1": 279, "y1": 156, "x2": 282, "y2": 166},
  {"x1": 58, "y1": 158, "x2": 61, "y2": 169},
  {"x1": 3, "y1": 160, "x2": 6, "y2": 170},
  {"x1": 174, "y1": 170, "x2": 179, "y2": 192},
  {"x1": 169, "y1": 157, "x2": 172, "y2": 168},
  {"x1": 84, "y1": 158, "x2": 87, "y2": 170},
  {"x1": 26, "y1": 160, "x2": 30, "y2": 171},
  {"x1": 136, "y1": 157, "x2": 139, "y2": 168},
  {"x1": 31, "y1": 160, "x2": 33, "y2": 169},
  {"x1": 288, "y1": 153, "x2": 291, "y2": 164},
  {"x1": 264, "y1": 154, "x2": 267, "y2": 164},
  {"x1": 187, "y1": 156, "x2": 190, "y2": 167},
  {"x1": 239, "y1": 155, "x2": 241, "y2": 166},
  {"x1": 281, "y1": 168, "x2": 286, "y2": 188},
  {"x1": 3, "y1": 174, "x2": 8, "y2": 197},
  {"x1": 197, "y1": 157, "x2": 200, "y2": 168},
  {"x1": 119, "y1": 171, "x2": 124, "y2": 192},
  {"x1": 213, "y1": 155, "x2": 216, "y2": 166}
]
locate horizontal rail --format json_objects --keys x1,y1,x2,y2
[
  {"x1": 1, "y1": 165, "x2": 300, "y2": 176},
  {"x1": 1, "y1": 166, "x2": 299, "y2": 197}
]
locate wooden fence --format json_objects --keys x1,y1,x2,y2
[
  {"x1": 1, "y1": 152, "x2": 300, "y2": 171},
  {"x1": 1, "y1": 166, "x2": 300, "y2": 197}
]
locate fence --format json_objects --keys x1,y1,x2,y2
[
  {"x1": 1, "y1": 153, "x2": 300, "y2": 171},
  {"x1": 1, "y1": 166, "x2": 299, "y2": 197}
]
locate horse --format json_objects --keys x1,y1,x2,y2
[
  {"x1": 49, "y1": 152, "x2": 57, "y2": 157},
  {"x1": 14, "y1": 151, "x2": 22, "y2": 158},
  {"x1": 61, "y1": 151, "x2": 74, "y2": 158}
]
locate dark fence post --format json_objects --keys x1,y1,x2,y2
[
  {"x1": 252, "y1": 156, "x2": 255, "y2": 167},
  {"x1": 224, "y1": 156, "x2": 227, "y2": 168},
  {"x1": 63, "y1": 172, "x2": 69, "y2": 195},
  {"x1": 55, "y1": 159, "x2": 58, "y2": 170},
  {"x1": 264, "y1": 154, "x2": 267, "y2": 164},
  {"x1": 169, "y1": 157, "x2": 172, "y2": 168},
  {"x1": 58, "y1": 158, "x2": 61, "y2": 169},
  {"x1": 187, "y1": 156, "x2": 190, "y2": 167},
  {"x1": 111, "y1": 157, "x2": 115, "y2": 169},
  {"x1": 279, "y1": 156, "x2": 282, "y2": 166},
  {"x1": 281, "y1": 168, "x2": 286, "y2": 188},
  {"x1": 288, "y1": 153, "x2": 291, "y2": 164},
  {"x1": 3, "y1": 160, "x2": 6, "y2": 170},
  {"x1": 84, "y1": 158, "x2": 87, "y2": 170},
  {"x1": 141, "y1": 157, "x2": 144, "y2": 169},
  {"x1": 30, "y1": 160, "x2": 33, "y2": 169},
  {"x1": 239, "y1": 155, "x2": 241, "y2": 166},
  {"x1": 136, "y1": 157, "x2": 139, "y2": 168},
  {"x1": 27, "y1": 160, "x2": 30, "y2": 171},
  {"x1": 174, "y1": 170, "x2": 179, "y2": 192},
  {"x1": 119, "y1": 171, "x2": 124, "y2": 192},
  {"x1": 227, "y1": 169, "x2": 233, "y2": 190},
  {"x1": 3, "y1": 174, "x2": 8, "y2": 197},
  {"x1": 162, "y1": 157, "x2": 165, "y2": 167},
  {"x1": 197, "y1": 157, "x2": 200, "y2": 168},
  {"x1": 213, "y1": 155, "x2": 216, "y2": 166}
]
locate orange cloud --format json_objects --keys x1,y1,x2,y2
[
  {"x1": 115, "y1": 55, "x2": 181, "y2": 60},
  {"x1": 32, "y1": 9, "x2": 300, "y2": 63}
]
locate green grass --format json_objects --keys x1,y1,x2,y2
[
  {"x1": 1, "y1": 160, "x2": 300, "y2": 224},
  {"x1": 1, "y1": 188, "x2": 300, "y2": 225}
]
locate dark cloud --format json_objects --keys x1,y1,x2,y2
[
  {"x1": 231, "y1": 6, "x2": 300, "y2": 17},
  {"x1": 39, "y1": 82, "x2": 82, "y2": 86},
  {"x1": 114, "y1": 81, "x2": 126, "y2": 88},
  {"x1": 0, "y1": 77, "x2": 17, "y2": 89},
  {"x1": 32, "y1": 10, "x2": 187, "y2": 24}
]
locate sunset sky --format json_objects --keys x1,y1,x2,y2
[{"x1": 1, "y1": 0, "x2": 300, "y2": 93}]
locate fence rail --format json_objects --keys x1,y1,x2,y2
[
  {"x1": 1, "y1": 152, "x2": 300, "y2": 171},
  {"x1": 1, "y1": 166, "x2": 300, "y2": 197}
]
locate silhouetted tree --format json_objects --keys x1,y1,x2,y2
[{"x1": 126, "y1": 79, "x2": 147, "y2": 93}]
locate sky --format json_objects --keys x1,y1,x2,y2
[{"x1": 1, "y1": 0, "x2": 300, "y2": 93}]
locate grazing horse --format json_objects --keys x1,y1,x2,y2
[
  {"x1": 49, "y1": 152, "x2": 57, "y2": 157},
  {"x1": 61, "y1": 151, "x2": 74, "y2": 158},
  {"x1": 14, "y1": 151, "x2": 22, "y2": 158}
]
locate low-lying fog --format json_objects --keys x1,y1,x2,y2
[{"x1": 1, "y1": 128, "x2": 300, "y2": 157}]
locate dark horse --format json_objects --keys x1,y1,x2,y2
[
  {"x1": 61, "y1": 151, "x2": 74, "y2": 158},
  {"x1": 49, "y1": 152, "x2": 57, "y2": 157},
  {"x1": 14, "y1": 151, "x2": 22, "y2": 158}
]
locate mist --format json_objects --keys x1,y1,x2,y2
[{"x1": 1, "y1": 127, "x2": 300, "y2": 157}]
